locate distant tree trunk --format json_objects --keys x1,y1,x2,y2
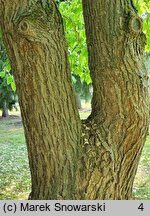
[
  {"x1": 2, "y1": 101, "x2": 9, "y2": 118},
  {"x1": 0, "y1": 0, "x2": 149, "y2": 200},
  {"x1": 76, "y1": 94, "x2": 82, "y2": 109}
]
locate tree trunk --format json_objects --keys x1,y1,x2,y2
[
  {"x1": 76, "y1": 94, "x2": 82, "y2": 109},
  {"x1": 79, "y1": 0, "x2": 149, "y2": 199},
  {"x1": 0, "y1": 0, "x2": 149, "y2": 200},
  {"x1": 0, "y1": 0, "x2": 81, "y2": 200},
  {"x1": 2, "y1": 101, "x2": 9, "y2": 118}
]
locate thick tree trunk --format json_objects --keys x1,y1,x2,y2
[
  {"x1": 79, "y1": 0, "x2": 149, "y2": 199},
  {"x1": 0, "y1": 0, "x2": 81, "y2": 199},
  {"x1": 0, "y1": 0, "x2": 149, "y2": 200}
]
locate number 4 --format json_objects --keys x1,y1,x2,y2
[{"x1": 138, "y1": 203, "x2": 144, "y2": 211}]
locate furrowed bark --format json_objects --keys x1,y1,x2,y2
[
  {"x1": 0, "y1": 0, "x2": 81, "y2": 199},
  {"x1": 0, "y1": 0, "x2": 149, "y2": 200},
  {"x1": 79, "y1": 0, "x2": 149, "y2": 199}
]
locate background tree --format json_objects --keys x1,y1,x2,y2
[
  {"x1": 0, "y1": 73, "x2": 17, "y2": 117},
  {"x1": 0, "y1": 39, "x2": 17, "y2": 117},
  {"x1": 58, "y1": 0, "x2": 91, "y2": 107},
  {"x1": 72, "y1": 74, "x2": 92, "y2": 109},
  {"x1": 0, "y1": 0, "x2": 149, "y2": 200},
  {"x1": 134, "y1": 0, "x2": 150, "y2": 52}
]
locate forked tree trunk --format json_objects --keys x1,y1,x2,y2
[{"x1": 0, "y1": 0, "x2": 149, "y2": 199}]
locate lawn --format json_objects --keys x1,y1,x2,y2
[
  {"x1": 0, "y1": 116, "x2": 31, "y2": 199},
  {"x1": 133, "y1": 135, "x2": 150, "y2": 199},
  {"x1": 0, "y1": 110, "x2": 150, "y2": 200}
]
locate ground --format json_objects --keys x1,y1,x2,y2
[{"x1": 0, "y1": 106, "x2": 150, "y2": 200}]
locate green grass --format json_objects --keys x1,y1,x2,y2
[
  {"x1": 0, "y1": 117, "x2": 31, "y2": 199},
  {"x1": 0, "y1": 111, "x2": 150, "y2": 200},
  {"x1": 133, "y1": 136, "x2": 150, "y2": 199}
]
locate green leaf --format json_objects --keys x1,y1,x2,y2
[
  {"x1": 0, "y1": 71, "x2": 6, "y2": 78},
  {"x1": 59, "y1": 0, "x2": 90, "y2": 84},
  {"x1": 5, "y1": 63, "x2": 11, "y2": 72},
  {"x1": 11, "y1": 81, "x2": 16, "y2": 92},
  {"x1": 6, "y1": 76, "x2": 13, "y2": 85}
]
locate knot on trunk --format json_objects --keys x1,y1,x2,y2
[
  {"x1": 19, "y1": 20, "x2": 29, "y2": 32},
  {"x1": 129, "y1": 16, "x2": 142, "y2": 35},
  {"x1": 17, "y1": 19, "x2": 38, "y2": 41}
]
